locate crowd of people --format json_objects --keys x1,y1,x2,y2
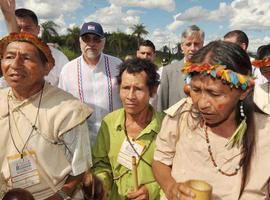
[{"x1": 1, "y1": 0, "x2": 270, "y2": 200}]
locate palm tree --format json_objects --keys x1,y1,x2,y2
[
  {"x1": 41, "y1": 21, "x2": 59, "y2": 43},
  {"x1": 108, "y1": 32, "x2": 128, "y2": 57},
  {"x1": 131, "y1": 23, "x2": 148, "y2": 46},
  {"x1": 65, "y1": 26, "x2": 81, "y2": 53}
]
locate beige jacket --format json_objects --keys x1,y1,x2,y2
[
  {"x1": 0, "y1": 83, "x2": 92, "y2": 199},
  {"x1": 155, "y1": 97, "x2": 270, "y2": 200}
]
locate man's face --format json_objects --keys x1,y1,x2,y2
[
  {"x1": 16, "y1": 16, "x2": 40, "y2": 36},
  {"x1": 120, "y1": 70, "x2": 151, "y2": 116},
  {"x1": 181, "y1": 33, "x2": 204, "y2": 62},
  {"x1": 1, "y1": 41, "x2": 50, "y2": 95},
  {"x1": 136, "y1": 46, "x2": 155, "y2": 62},
  {"x1": 80, "y1": 34, "x2": 105, "y2": 61}
]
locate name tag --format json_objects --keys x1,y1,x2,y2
[
  {"x1": 117, "y1": 138, "x2": 144, "y2": 170},
  {"x1": 7, "y1": 150, "x2": 40, "y2": 188}
]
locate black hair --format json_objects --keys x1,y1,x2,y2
[
  {"x1": 138, "y1": 40, "x2": 155, "y2": 52},
  {"x1": 117, "y1": 58, "x2": 160, "y2": 94},
  {"x1": 224, "y1": 30, "x2": 249, "y2": 49},
  {"x1": 3, "y1": 188, "x2": 34, "y2": 200},
  {"x1": 256, "y1": 44, "x2": 270, "y2": 59},
  {"x1": 190, "y1": 40, "x2": 255, "y2": 198},
  {"x1": 15, "y1": 8, "x2": 39, "y2": 25}
]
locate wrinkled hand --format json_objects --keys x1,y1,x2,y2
[
  {"x1": 126, "y1": 185, "x2": 149, "y2": 200},
  {"x1": 0, "y1": 0, "x2": 15, "y2": 13},
  {"x1": 166, "y1": 182, "x2": 195, "y2": 200}
]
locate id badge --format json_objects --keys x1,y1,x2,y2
[
  {"x1": 7, "y1": 150, "x2": 40, "y2": 188},
  {"x1": 117, "y1": 138, "x2": 145, "y2": 170}
]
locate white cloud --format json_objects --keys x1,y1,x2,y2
[
  {"x1": 229, "y1": 0, "x2": 270, "y2": 30},
  {"x1": 126, "y1": 9, "x2": 144, "y2": 15},
  {"x1": 84, "y1": 4, "x2": 140, "y2": 33},
  {"x1": 18, "y1": 0, "x2": 83, "y2": 19},
  {"x1": 248, "y1": 36, "x2": 270, "y2": 52},
  {"x1": 174, "y1": 3, "x2": 232, "y2": 22},
  {"x1": 167, "y1": 13, "x2": 184, "y2": 31},
  {"x1": 148, "y1": 28, "x2": 179, "y2": 51},
  {"x1": 109, "y1": 0, "x2": 175, "y2": 11},
  {"x1": 175, "y1": 6, "x2": 207, "y2": 21}
]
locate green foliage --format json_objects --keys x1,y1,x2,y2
[
  {"x1": 40, "y1": 21, "x2": 181, "y2": 63},
  {"x1": 61, "y1": 46, "x2": 80, "y2": 60},
  {"x1": 41, "y1": 21, "x2": 59, "y2": 43}
]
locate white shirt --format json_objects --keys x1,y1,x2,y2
[
  {"x1": 58, "y1": 53, "x2": 122, "y2": 144},
  {"x1": 45, "y1": 46, "x2": 69, "y2": 86},
  {"x1": 253, "y1": 67, "x2": 268, "y2": 85},
  {"x1": 0, "y1": 76, "x2": 8, "y2": 89}
]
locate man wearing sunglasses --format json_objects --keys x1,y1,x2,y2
[{"x1": 59, "y1": 22, "x2": 122, "y2": 144}]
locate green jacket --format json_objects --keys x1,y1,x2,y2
[{"x1": 92, "y1": 108, "x2": 163, "y2": 200}]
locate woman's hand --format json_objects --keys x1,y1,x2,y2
[
  {"x1": 166, "y1": 182, "x2": 195, "y2": 200},
  {"x1": 126, "y1": 185, "x2": 149, "y2": 200}
]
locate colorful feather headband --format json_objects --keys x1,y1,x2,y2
[
  {"x1": 0, "y1": 32, "x2": 55, "y2": 67},
  {"x1": 182, "y1": 63, "x2": 255, "y2": 90},
  {"x1": 252, "y1": 57, "x2": 270, "y2": 68}
]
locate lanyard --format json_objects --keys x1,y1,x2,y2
[
  {"x1": 7, "y1": 87, "x2": 44, "y2": 159},
  {"x1": 77, "y1": 56, "x2": 113, "y2": 112}
]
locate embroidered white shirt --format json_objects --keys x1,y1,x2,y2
[{"x1": 58, "y1": 53, "x2": 122, "y2": 144}]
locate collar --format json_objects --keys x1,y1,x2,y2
[
  {"x1": 7, "y1": 82, "x2": 48, "y2": 111},
  {"x1": 81, "y1": 53, "x2": 104, "y2": 70},
  {"x1": 114, "y1": 106, "x2": 162, "y2": 136}
]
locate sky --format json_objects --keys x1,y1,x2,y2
[{"x1": 1, "y1": 0, "x2": 270, "y2": 53}]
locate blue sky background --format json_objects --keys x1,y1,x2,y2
[{"x1": 1, "y1": 0, "x2": 270, "y2": 53}]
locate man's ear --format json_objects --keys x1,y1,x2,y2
[
  {"x1": 240, "y1": 43, "x2": 247, "y2": 51},
  {"x1": 239, "y1": 86, "x2": 253, "y2": 100}
]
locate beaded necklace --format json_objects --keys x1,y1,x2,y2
[{"x1": 204, "y1": 125, "x2": 241, "y2": 176}]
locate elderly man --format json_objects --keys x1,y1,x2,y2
[
  {"x1": 0, "y1": 0, "x2": 69, "y2": 86},
  {"x1": 136, "y1": 39, "x2": 156, "y2": 62},
  {"x1": 59, "y1": 22, "x2": 122, "y2": 144},
  {"x1": 0, "y1": 32, "x2": 92, "y2": 199},
  {"x1": 157, "y1": 25, "x2": 204, "y2": 111}
]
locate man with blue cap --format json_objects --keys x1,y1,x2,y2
[{"x1": 59, "y1": 22, "x2": 122, "y2": 144}]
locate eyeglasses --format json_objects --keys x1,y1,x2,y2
[{"x1": 81, "y1": 35, "x2": 104, "y2": 44}]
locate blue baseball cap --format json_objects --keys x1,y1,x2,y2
[{"x1": 80, "y1": 22, "x2": 104, "y2": 38}]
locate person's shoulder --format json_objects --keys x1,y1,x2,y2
[
  {"x1": 61, "y1": 56, "x2": 80, "y2": 71},
  {"x1": 43, "y1": 83, "x2": 93, "y2": 114},
  {"x1": 103, "y1": 54, "x2": 122, "y2": 64},
  {"x1": 163, "y1": 60, "x2": 184, "y2": 72},
  {"x1": 49, "y1": 46, "x2": 69, "y2": 61},
  {"x1": 103, "y1": 108, "x2": 124, "y2": 121},
  {"x1": 164, "y1": 97, "x2": 192, "y2": 117}
]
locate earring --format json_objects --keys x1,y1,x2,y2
[{"x1": 240, "y1": 101, "x2": 245, "y2": 118}]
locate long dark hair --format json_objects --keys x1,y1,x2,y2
[{"x1": 190, "y1": 40, "x2": 255, "y2": 198}]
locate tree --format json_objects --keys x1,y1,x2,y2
[
  {"x1": 65, "y1": 26, "x2": 81, "y2": 54},
  {"x1": 41, "y1": 21, "x2": 59, "y2": 43},
  {"x1": 131, "y1": 23, "x2": 148, "y2": 46}
]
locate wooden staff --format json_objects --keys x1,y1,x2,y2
[{"x1": 132, "y1": 156, "x2": 139, "y2": 191}]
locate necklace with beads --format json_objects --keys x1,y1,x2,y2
[{"x1": 204, "y1": 124, "x2": 241, "y2": 176}]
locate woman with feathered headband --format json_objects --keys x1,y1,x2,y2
[{"x1": 152, "y1": 40, "x2": 270, "y2": 200}]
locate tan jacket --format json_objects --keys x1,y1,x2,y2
[
  {"x1": 155, "y1": 97, "x2": 270, "y2": 200},
  {"x1": 0, "y1": 83, "x2": 92, "y2": 199}
]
